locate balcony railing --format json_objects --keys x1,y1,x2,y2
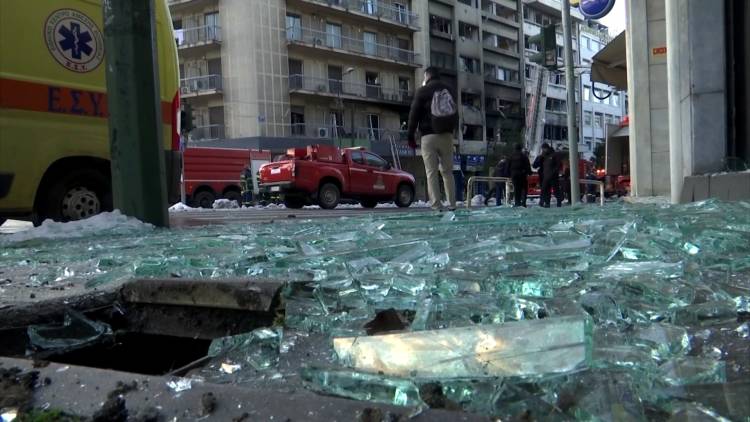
[
  {"x1": 180, "y1": 75, "x2": 222, "y2": 95},
  {"x1": 174, "y1": 25, "x2": 221, "y2": 48},
  {"x1": 286, "y1": 26, "x2": 419, "y2": 66},
  {"x1": 288, "y1": 75, "x2": 413, "y2": 104},
  {"x1": 287, "y1": 123, "x2": 406, "y2": 141},
  {"x1": 191, "y1": 124, "x2": 224, "y2": 141},
  {"x1": 295, "y1": 0, "x2": 420, "y2": 28}
]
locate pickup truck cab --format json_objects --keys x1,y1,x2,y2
[{"x1": 259, "y1": 145, "x2": 415, "y2": 209}]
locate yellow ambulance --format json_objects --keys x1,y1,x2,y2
[{"x1": 0, "y1": 0, "x2": 181, "y2": 226}]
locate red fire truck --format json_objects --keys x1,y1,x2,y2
[{"x1": 183, "y1": 148, "x2": 271, "y2": 208}]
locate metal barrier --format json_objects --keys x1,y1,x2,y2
[
  {"x1": 465, "y1": 177, "x2": 606, "y2": 208},
  {"x1": 465, "y1": 176, "x2": 512, "y2": 208},
  {"x1": 579, "y1": 179, "x2": 605, "y2": 206}
]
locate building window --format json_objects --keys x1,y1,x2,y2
[
  {"x1": 362, "y1": 0, "x2": 377, "y2": 15},
  {"x1": 459, "y1": 56, "x2": 480, "y2": 74},
  {"x1": 594, "y1": 113, "x2": 603, "y2": 128},
  {"x1": 459, "y1": 21, "x2": 479, "y2": 41},
  {"x1": 367, "y1": 114, "x2": 380, "y2": 140},
  {"x1": 430, "y1": 15, "x2": 452, "y2": 36},
  {"x1": 286, "y1": 14, "x2": 301, "y2": 40},
  {"x1": 394, "y1": 3, "x2": 408, "y2": 24},
  {"x1": 525, "y1": 64, "x2": 533, "y2": 79},
  {"x1": 398, "y1": 77, "x2": 410, "y2": 101},
  {"x1": 365, "y1": 72, "x2": 381, "y2": 98},
  {"x1": 524, "y1": 35, "x2": 540, "y2": 51},
  {"x1": 585, "y1": 36, "x2": 591, "y2": 50},
  {"x1": 551, "y1": 73, "x2": 565, "y2": 85},
  {"x1": 363, "y1": 32, "x2": 377, "y2": 56},
  {"x1": 583, "y1": 86, "x2": 591, "y2": 101},
  {"x1": 523, "y1": 5, "x2": 529, "y2": 20},
  {"x1": 431, "y1": 51, "x2": 454, "y2": 70},
  {"x1": 546, "y1": 98, "x2": 567, "y2": 113},
  {"x1": 290, "y1": 106, "x2": 305, "y2": 136},
  {"x1": 457, "y1": 0, "x2": 476, "y2": 7},
  {"x1": 288, "y1": 59, "x2": 303, "y2": 88},
  {"x1": 461, "y1": 92, "x2": 481, "y2": 108},
  {"x1": 613, "y1": 93, "x2": 620, "y2": 107},
  {"x1": 584, "y1": 111, "x2": 592, "y2": 126},
  {"x1": 326, "y1": 23, "x2": 342, "y2": 48}
]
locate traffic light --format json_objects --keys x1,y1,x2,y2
[
  {"x1": 181, "y1": 103, "x2": 195, "y2": 134},
  {"x1": 529, "y1": 24, "x2": 558, "y2": 70}
]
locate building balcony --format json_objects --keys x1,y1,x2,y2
[
  {"x1": 174, "y1": 25, "x2": 221, "y2": 51},
  {"x1": 190, "y1": 124, "x2": 225, "y2": 142},
  {"x1": 180, "y1": 75, "x2": 222, "y2": 97},
  {"x1": 288, "y1": 123, "x2": 406, "y2": 142},
  {"x1": 287, "y1": 0, "x2": 419, "y2": 30},
  {"x1": 484, "y1": 73, "x2": 522, "y2": 88},
  {"x1": 286, "y1": 27, "x2": 420, "y2": 67},
  {"x1": 522, "y1": 0, "x2": 584, "y2": 20},
  {"x1": 168, "y1": 0, "x2": 217, "y2": 13},
  {"x1": 288, "y1": 75, "x2": 413, "y2": 105},
  {"x1": 481, "y1": 0, "x2": 521, "y2": 26}
]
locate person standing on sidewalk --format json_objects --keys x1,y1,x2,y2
[
  {"x1": 407, "y1": 67, "x2": 459, "y2": 211},
  {"x1": 508, "y1": 144, "x2": 531, "y2": 207}
]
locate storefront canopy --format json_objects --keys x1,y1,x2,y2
[{"x1": 591, "y1": 31, "x2": 627, "y2": 91}]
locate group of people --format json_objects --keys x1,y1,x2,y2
[{"x1": 407, "y1": 67, "x2": 575, "y2": 210}]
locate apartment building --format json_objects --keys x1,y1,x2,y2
[
  {"x1": 522, "y1": 0, "x2": 583, "y2": 155},
  {"x1": 579, "y1": 21, "x2": 627, "y2": 160},
  {"x1": 169, "y1": 0, "x2": 420, "y2": 148},
  {"x1": 414, "y1": 0, "x2": 525, "y2": 169}
]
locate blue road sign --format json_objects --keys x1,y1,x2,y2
[{"x1": 579, "y1": 0, "x2": 616, "y2": 20}]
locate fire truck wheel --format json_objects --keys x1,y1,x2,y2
[
  {"x1": 223, "y1": 189, "x2": 242, "y2": 205},
  {"x1": 193, "y1": 190, "x2": 216, "y2": 209},
  {"x1": 318, "y1": 183, "x2": 340, "y2": 210}
]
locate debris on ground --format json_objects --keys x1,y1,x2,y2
[
  {"x1": 2, "y1": 200, "x2": 750, "y2": 419},
  {"x1": 200, "y1": 392, "x2": 217, "y2": 415},
  {"x1": 91, "y1": 395, "x2": 127, "y2": 422},
  {"x1": 0, "y1": 367, "x2": 38, "y2": 414}
]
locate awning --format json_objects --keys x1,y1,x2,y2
[
  {"x1": 591, "y1": 30, "x2": 627, "y2": 90},
  {"x1": 610, "y1": 125, "x2": 629, "y2": 139}
]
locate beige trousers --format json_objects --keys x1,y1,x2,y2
[{"x1": 420, "y1": 133, "x2": 456, "y2": 209}]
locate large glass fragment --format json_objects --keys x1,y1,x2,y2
[
  {"x1": 26, "y1": 310, "x2": 112, "y2": 353},
  {"x1": 658, "y1": 357, "x2": 726, "y2": 386},
  {"x1": 300, "y1": 367, "x2": 424, "y2": 407},
  {"x1": 333, "y1": 316, "x2": 592, "y2": 379}
]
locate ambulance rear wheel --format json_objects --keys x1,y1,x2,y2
[{"x1": 35, "y1": 168, "x2": 112, "y2": 226}]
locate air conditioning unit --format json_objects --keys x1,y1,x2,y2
[{"x1": 317, "y1": 127, "x2": 329, "y2": 138}]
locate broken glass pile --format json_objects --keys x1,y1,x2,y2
[{"x1": 2, "y1": 199, "x2": 750, "y2": 419}]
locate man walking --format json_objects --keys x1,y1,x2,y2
[
  {"x1": 407, "y1": 67, "x2": 459, "y2": 211},
  {"x1": 490, "y1": 157, "x2": 509, "y2": 206},
  {"x1": 533, "y1": 143, "x2": 561, "y2": 208},
  {"x1": 508, "y1": 144, "x2": 531, "y2": 207}
]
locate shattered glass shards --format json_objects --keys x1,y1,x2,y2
[
  {"x1": 333, "y1": 316, "x2": 593, "y2": 379},
  {"x1": 3, "y1": 199, "x2": 750, "y2": 418},
  {"x1": 26, "y1": 310, "x2": 112, "y2": 353}
]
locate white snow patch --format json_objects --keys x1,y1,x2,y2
[
  {"x1": 2, "y1": 210, "x2": 153, "y2": 244},
  {"x1": 212, "y1": 199, "x2": 240, "y2": 209},
  {"x1": 168, "y1": 202, "x2": 201, "y2": 212}
]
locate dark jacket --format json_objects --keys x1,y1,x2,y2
[
  {"x1": 533, "y1": 150, "x2": 560, "y2": 181},
  {"x1": 493, "y1": 160, "x2": 509, "y2": 178},
  {"x1": 407, "y1": 78, "x2": 458, "y2": 142},
  {"x1": 508, "y1": 152, "x2": 531, "y2": 177}
]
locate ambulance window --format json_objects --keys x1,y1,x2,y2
[{"x1": 351, "y1": 151, "x2": 365, "y2": 165}]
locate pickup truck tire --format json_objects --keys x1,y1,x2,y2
[
  {"x1": 283, "y1": 197, "x2": 305, "y2": 209},
  {"x1": 360, "y1": 199, "x2": 378, "y2": 209},
  {"x1": 318, "y1": 183, "x2": 340, "y2": 209},
  {"x1": 193, "y1": 190, "x2": 216, "y2": 209},
  {"x1": 395, "y1": 184, "x2": 414, "y2": 208}
]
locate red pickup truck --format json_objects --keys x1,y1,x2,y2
[{"x1": 258, "y1": 145, "x2": 415, "y2": 209}]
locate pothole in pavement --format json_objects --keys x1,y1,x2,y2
[{"x1": 0, "y1": 278, "x2": 284, "y2": 376}]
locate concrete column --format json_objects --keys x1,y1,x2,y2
[{"x1": 665, "y1": 0, "x2": 682, "y2": 204}]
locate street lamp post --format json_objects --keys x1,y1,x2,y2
[{"x1": 561, "y1": 0, "x2": 581, "y2": 205}]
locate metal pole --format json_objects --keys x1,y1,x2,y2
[
  {"x1": 103, "y1": 0, "x2": 169, "y2": 227},
  {"x1": 562, "y1": 0, "x2": 580, "y2": 205}
]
